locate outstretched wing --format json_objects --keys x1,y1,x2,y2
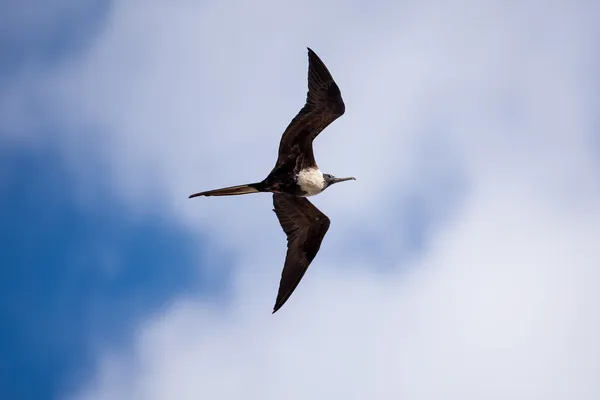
[
  {"x1": 271, "y1": 193, "x2": 331, "y2": 313},
  {"x1": 275, "y1": 48, "x2": 345, "y2": 168}
]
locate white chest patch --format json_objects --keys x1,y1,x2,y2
[{"x1": 297, "y1": 168, "x2": 325, "y2": 196}]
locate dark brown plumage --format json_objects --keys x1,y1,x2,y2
[
  {"x1": 188, "y1": 47, "x2": 354, "y2": 313},
  {"x1": 271, "y1": 193, "x2": 330, "y2": 313},
  {"x1": 188, "y1": 48, "x2": 347, "y2": 200},
  {"x1": 274, "y1": 47, "x2": 346, "y2": 171}
]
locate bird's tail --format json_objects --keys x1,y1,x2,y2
[{"x1": 188, "y1": 182, "x2": 264, "y2": 198}]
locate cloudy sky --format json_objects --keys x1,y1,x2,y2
[{"x1": 2, "y1": 0, "x2": 600, "y2": 399}]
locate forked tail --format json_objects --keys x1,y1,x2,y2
[{"x1": 188, "y1": 182, "x2": 263, "y2": 198}]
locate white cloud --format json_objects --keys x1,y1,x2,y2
[
  {"x1": 10, "y1": 0, "x2": 598, "y2": 398},
  {"x1": 72, "y1": 179, "x2": 600, "y2": 399}
]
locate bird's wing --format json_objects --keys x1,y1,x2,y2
[
  {"x1": 271, "y1": 193, "x2": 331, "y2": 313},
  {"x1": 275, "y1": 48, "x2": 345, "y2": 168}
]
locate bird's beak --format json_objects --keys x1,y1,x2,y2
[{"x1": 330, "y1": 176, "x2": 356, "y2": 185}]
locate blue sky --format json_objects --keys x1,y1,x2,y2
[
  {"x1": 2, "y1": 1, "x2": 600, "y2": 399},
  {"x1": 1, "y1": 3, "x2": 231, "y2": 397},
  {"x1": 0, "y1": 142, "x2": 228, "y2": 398}
]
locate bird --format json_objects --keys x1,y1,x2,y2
[{"x1": 189, "y1": 47, "x2": 355, "y2": 313}]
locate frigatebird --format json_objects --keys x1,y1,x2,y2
[{"x1": 189, "y1": 47, "x2": 355, "y2": 313}]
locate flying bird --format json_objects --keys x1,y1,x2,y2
[{"x1": 189, "y1": 47, "x2": 355, "y2": 313}]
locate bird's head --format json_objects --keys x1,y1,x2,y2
[{"x1": 323, "y1": 173, "x2": 356, "y2": 189}]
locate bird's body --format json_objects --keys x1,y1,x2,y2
[{"x1": 189, "y1": 47, "x2": 355, "y2": 313}]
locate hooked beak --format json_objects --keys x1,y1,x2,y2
[{"x1": 330, "y1": 176, "x2": 356, "y2": 185}]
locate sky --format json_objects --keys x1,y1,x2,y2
[{"x1": 1, "y1": 0, "x2": 599, "y2": 399}]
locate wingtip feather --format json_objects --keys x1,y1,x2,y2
[{"x1": 272, "y1": 303, "x2": 281, "y2": 314}]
